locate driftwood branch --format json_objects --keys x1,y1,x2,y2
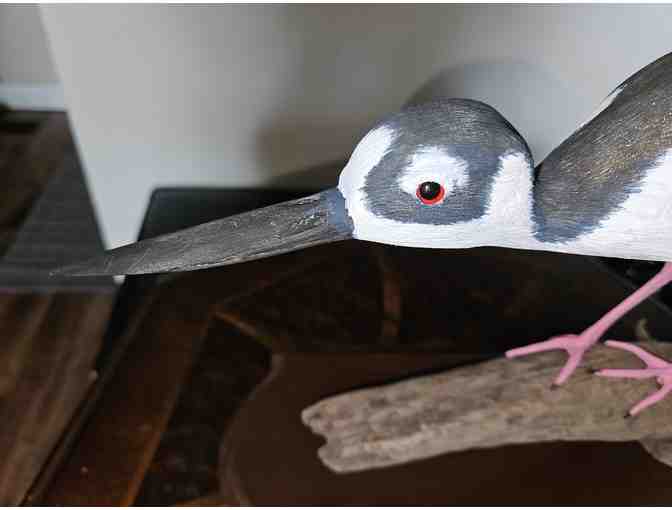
[{"x1": 302, "y1": 342, "x2": 672, "y2": 473}]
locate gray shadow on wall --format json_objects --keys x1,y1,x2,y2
[
  {"x1": 406, "y1": 59, "x2": 583, "y2": 163},
  {"x1": 252, "y1": 5, "x2": 451, "y2": 189},
  {"x1": 258, "y1": 50, "x2": 587, "y2": 189},
  {"x1": 265, "y1": 157, "x2": 346, "y2": 190},
  {"x1": 263, "y1": 58, "x2": 583, "y2": 188}
]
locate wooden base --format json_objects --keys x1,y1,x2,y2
[
  {"x1": 220, "y1": 353, "x2": 672, "y2": 505},
  {"x1": 305, "y1": 342, "x2": 672, "y2": 473}
]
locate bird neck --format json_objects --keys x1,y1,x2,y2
[{"x1": 474, "y1": 151, "x2": 538, "y2": 250}]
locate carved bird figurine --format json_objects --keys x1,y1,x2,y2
[{"x1": 57, "y1": 51, "x2": 672, "y2": 416}]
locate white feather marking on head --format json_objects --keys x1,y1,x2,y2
[
  {"x1": 338, "y1": 125, "x2": 394, "y2": 224},
  {"x1": 340, "y1": 151, "x2": 538, "y2": 249},
  {"x1": 396, "y1": 147, "x2": 469, "y2": 203}
]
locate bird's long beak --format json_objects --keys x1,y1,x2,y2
[{"x1": 53, "y1": 188, "x2": 353, "y2": 276}]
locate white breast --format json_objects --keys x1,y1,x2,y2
[{"x1": 340, "y1": 140, "x2": 539, "y2": 250}]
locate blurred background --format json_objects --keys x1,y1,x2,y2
[{"x1": 2, "y1": 4, "x2": 672, "y2": 248}]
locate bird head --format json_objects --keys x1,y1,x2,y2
[
  {"x1": 337, "y1": 99, "x2": 533, "y2": 249},
  {"x1": 56, "y1": 99, "x2": 534, "y2": 277}
]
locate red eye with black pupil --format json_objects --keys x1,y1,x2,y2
[{"x1": 416, "y1": 181, "x2": 445, "y2": 205}]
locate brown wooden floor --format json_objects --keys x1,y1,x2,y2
[
  {"x1": 1, "y1": 293, "x2": 113, "y2": 505},
  {"x1": 0, "y1": 109, "x2": 115, "y2": 505}
]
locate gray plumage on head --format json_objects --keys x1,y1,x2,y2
[
  {"x1": 534, "y1": 51, "x2": 672, "y2": 243},
  {"x1": 363, "y1": 99, "x2": 532, "y2": 226}
]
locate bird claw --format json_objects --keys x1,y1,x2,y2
[
  {"x1": 596, "y1": 340, "x2": 672, "y2": 416},
  {"x1": 505, "y1": 333, "x2": 598, "y2": 386},
  {"x1": 504, "y1": 261, "x2": 672, "y2": 414},
  {"x1": 603, "y1": 340, "x2": 669, "y2": 368}
]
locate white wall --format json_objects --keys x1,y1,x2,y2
[
  {"x1": 40, "y1": 4, "x2": 672, "y2": 248},
  {"x1": 0, "y1": 5, "x2": 63, "y2": 109},
  {"x1": 0, "y1": 5, "x2": 57, "y2": 83}
]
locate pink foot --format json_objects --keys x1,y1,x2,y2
[
  {"x1": 595, "y1": 341, "x2": 672, "y2": 416},
  {"x1": 505, "y1": 262, "x2": 672, "y2": 390},
  {"x1": 505, "y1": 331, "x2": 600, "y2": 386}
]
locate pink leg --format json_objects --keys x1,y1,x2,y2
[
  {"x1": 603, "y1": 340, "x2": 670, "y2": 367},
  {"x1": 595, "y1": 368, "x2": 660, "y2": 379},
  {"x1": 506, "y1": 262, "x2": 672, "y2": 386}
]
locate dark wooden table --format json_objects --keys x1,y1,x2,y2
[
  {"x1": 222, "y1": 354, "x2": 672, "y2": 506},
  {"x1": 28, "y1": 186, "x2": 672, "y2": 505}
]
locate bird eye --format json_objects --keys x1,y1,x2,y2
[{"x1": 416, "y1": 181, "x2": 445, "y2": 205}]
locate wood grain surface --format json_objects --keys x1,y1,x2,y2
[
  {"x1": 41, "y1": 246, "x2": 343, "y2": 505},
  {"x1": 0, "y1": 293, "x2": 113, "y2": 505},
  {"x1": 303, "y1": 342, "x2": 672, "y2": 473},
  {"x1": 221, "y1": 353, "x2": 672, "y2": 505}
]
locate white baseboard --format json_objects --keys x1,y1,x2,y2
[{"x1": 0, "y1": 83, "x2": 66, "y2": 111}]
